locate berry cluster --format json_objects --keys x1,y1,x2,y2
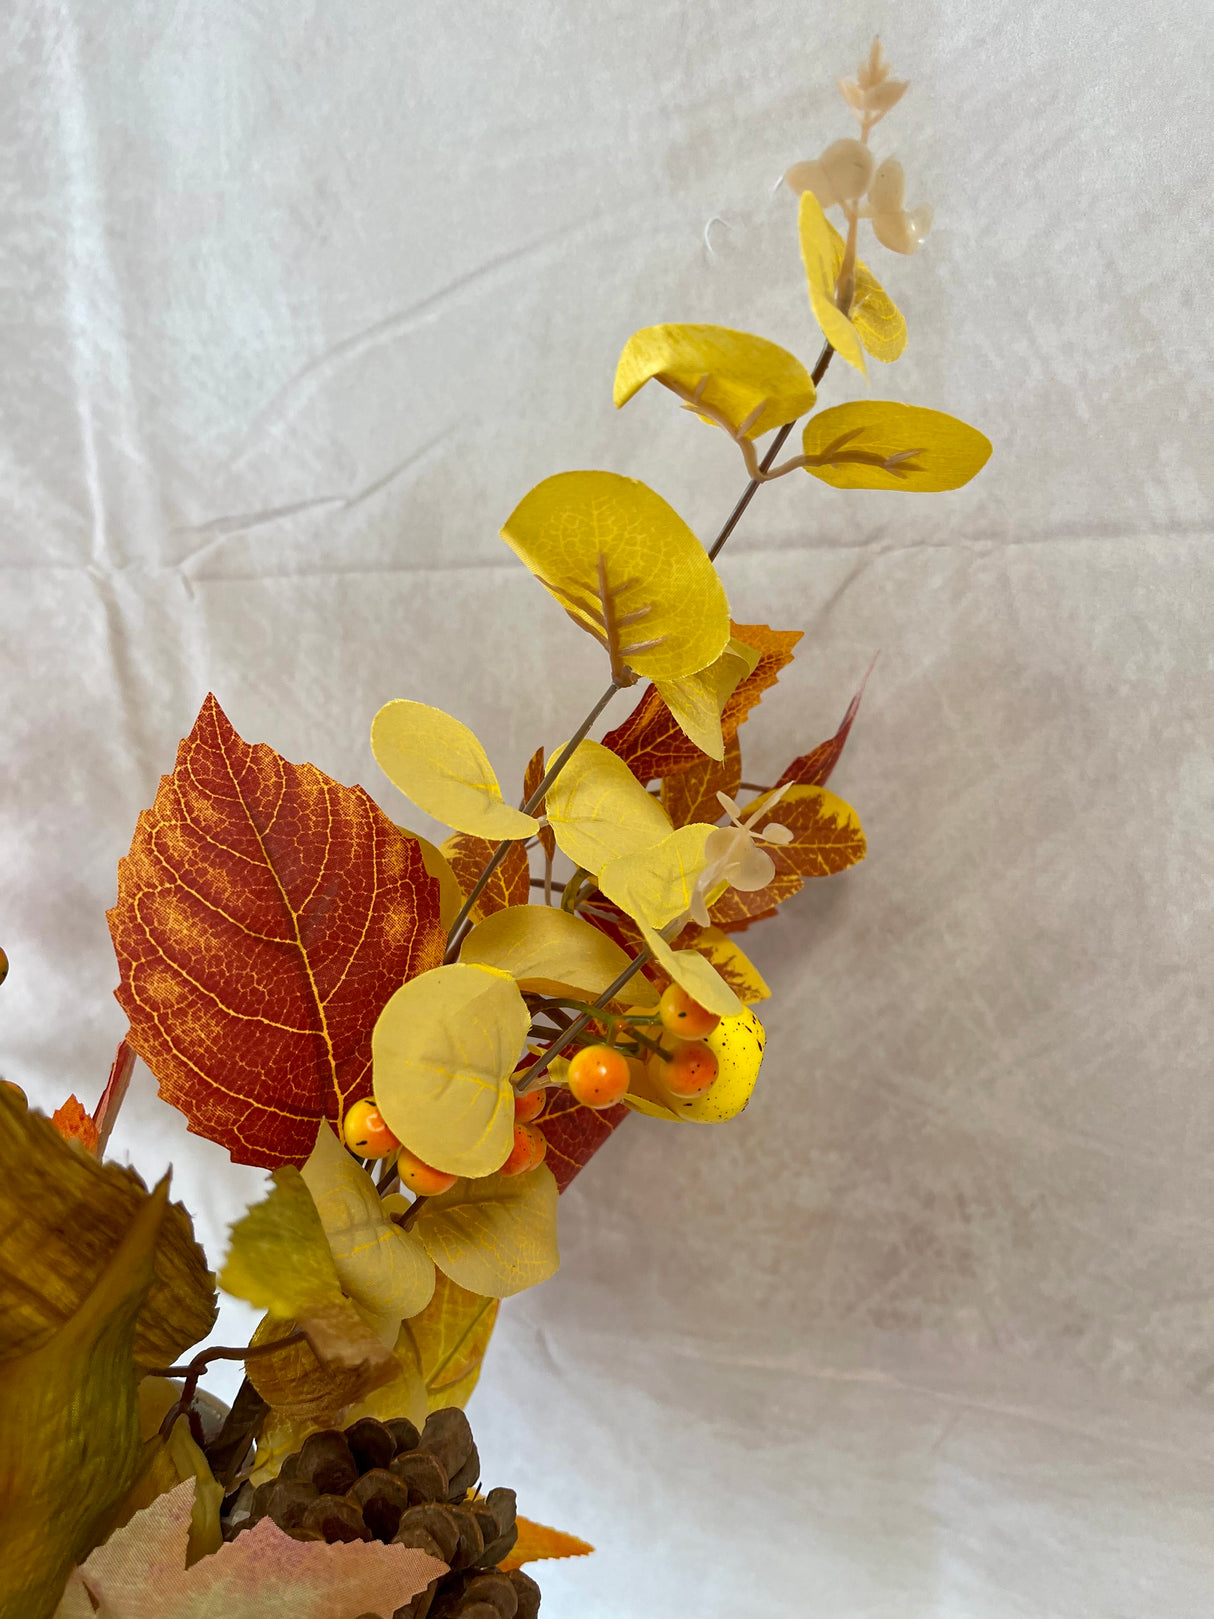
[
  {"x1": 564, "y1": 984, "x2": 722, "y2": 1111},
  {"x1": 229, "y1": 1408, "x2": 539, "y2": 1618}
]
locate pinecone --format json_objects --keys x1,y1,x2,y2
[{"x1": 224, "y1": 1408, "x2": 539, "y2": 1617}]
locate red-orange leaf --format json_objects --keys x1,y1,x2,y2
[
  {"x1": 50, "y1": 1094, "x2": 99, "y2": 1154},
  {"x1": 602, "y1": 622, "x2": 801, "y2": 783},
  {"x1": 499, "y1": 1515, "x2": 594, "y2": 1571},
  {"x1": 538, "y1": 1090, "x2": 630, "y2": 1193},
  {"x1": 707, "y1": 884, "x2": 796, "y2": 932},
  {"x1": 775, "y1": 661, "x2": 873, "y2": 791},
  {"x1": 709, "y1": 784, "x2": 864, "y2": 931},
  {"x1": 660, "y1": 734, "x2": 741, "y2": 828},
  {"x1": 522, "y1": 748, "x2": 555, "y2": 862},
  {"x1": 442, "y1": 833, "x2": 532, "y2": 920},
  {"x1": 109, "y1": 695, "x2": 444, "y2": 1169}
]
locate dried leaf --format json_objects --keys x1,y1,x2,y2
[
  {"x1": 244, "y1": 1312, "x2": 398, "y2": 1426},
  {"x1": 300, "y1": 1124, "x2": 435, "y2": 1336},
  {"x1": 544, "y1": 739, "x2": 673, "y2": 875},
  {"x1": 501, "y1": 471, "x2": 730, "y2": 682},
  {"x1": 2, "y1": 1178, "x2": 168, "y2": 1619},
  {"x1": 537, "y1": 1092, "x2": 630, "y2": 1192},
  {"x1": 459, "y1": 905, "x2": 634, "y2": 1000},
  {"x1": 373, "y1": 963, "x2": 530, "y2": 1178},
  {"x1": 775, "y1": 666, "x2": 871, "y2": 791},
  {"x1": 372, "y1": 700, "x2": 538, "y2": 841},
  {"x1": 522, "y1": 747, "x2": 556, "y2": 860},
  {"x1": 50, "y1": 1094, "x2": 99, "y2": 1154},
  {"x1": 613, "y1": 322, "x2": 816, "y2": 436},
  {"x1": 0, "y1": 1089, "x2": 216, "y2": 1370},
  {"x1": 801, "y1": 401, "x2": 991, "y2": 491},
  {"x1": 55, "y1": 1478, "x2": 445, "y2": 1619},
  {"x1": 414, "y1": 1167, "x2": 560, "y2": 1298},
  {"x1": 442, "y1": 832, "x2": 532, "y2": 921},
  {"x1": 662, "y1": 734, "x2": 741, "y2": 828},
  {"x1": 402, "y1": 1271, "x2": 500, "y2": 1412},
  {"x1": 109, "y1": 695, "x2": 444, "y2": 1169},
  {"x1": 499, "y1": 1516, "x2": 594, "y2": 1571}
]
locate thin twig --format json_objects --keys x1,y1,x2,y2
[
  {"x1": 516, "y1": 946, "x2": 654, "y2": 1090},
  {"x1": 151, "y1": 1331, "x2": 307, "y2": 1440}
]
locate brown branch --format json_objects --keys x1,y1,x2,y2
[
  {"x1": 151, "y1": 1330, "x2": 307, "y2": 1441},
  {"x1": 516, "y1": 945, "x2": 654, "y2": 1091}
]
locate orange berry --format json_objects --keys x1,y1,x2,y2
[
  {"x1": 342, "y1": 1099, "x2": 400, "y2": 1158},
  {"x1": 657, "y1": 1040, "x2": 718, "y2": 1098},
  {"x1": 500, "y1": 1121, "x2": 547, "y2": 1177},
  {"x1": 566, "y1": 1044, "x2": 631, "y2": 1110},
  {"x1": 514, "y1": 1089, "x2": 545, "y2": 1124},
  {"x1": 658, "y1": 984, "x2": 720, "y2": 1041},
  {"x1": 397, "y1": 1148, "x2": 457, "y2": 1197}
]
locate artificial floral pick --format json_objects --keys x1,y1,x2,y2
[{"x1": 0, "y1": 38, "x2": 993, "y2": 1618}]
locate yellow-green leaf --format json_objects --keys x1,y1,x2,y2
[
  {"x1": 300, "y1": 1124, "x2": 435, "y2": 1336},
  {"x1": 645, "y1": 929, "x2": 743, "y2": 1018},
  {"x1": 598, "y1": 823, "x2": 715, "y2": 930},
  {"x1": 613, "y1": 323, "x2": 816, "y2": 437},
  {"x1": 544, "y1": 739, "x2": 673, "y2": 876},
  {"x1": 500, "y1": 471, "x2": 730, "y2": 682},
  {"x1": 798, "y1": 191, "x2": 867, "y2": 376},
  {"x1": 373, "y1": 963, "x2": 530, "y2": 1178},
  {"x1": 654, "y1": 636, "x2": 761, "y2": 761},
  {"x1": 219, "y1": 1168, "x2": 344, "y2": 1322},
  {"x1": 371, "y1": 700, "x2": 538, "y2": 841},
  {"x1": 0, "y1": 1178, "x2": 167, "y2": 1619},
  {"x1": 114, "y1": 1406, "x2": 224, "y2": 1568},
  {"x1": 401, "y1": 1271, "x2": 500, "y2": 1413},
  {"x1": 800, "y1": 401, "x2": 992, "y2": 491},
  {"x1": 459, "y1": 904, "x2": 634, "y2": 1001},
  {"x1": 414, "y1": 1166, "x2": 560, "y2": 1298}
]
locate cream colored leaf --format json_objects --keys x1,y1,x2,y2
[
  {"x1": 371, "y1": 699, "x2": 538, "y2": 841},
  {"x1": 544, "y1": 739, "x2": 673, "y2": 876},
  {"x1": 373, "y1": 963, "x2": 530, "y2": 1178},
  {"x1": 301, "y1": 1124, "x2": 435, "y2": 1336},
  {"x1": 500, "y1": 471, "x2": 730, "y2": 682},
  {"x1": 798, "y1": 191, "x2": 867, "y2": 376},
  {"x1": 654, "y1": 636, "x2": 761, "y2": 761},
  {"x1": 459, "y1": 904, "x2": 634, "y2": 1000},
  {"x1": 613, "y1": 323, "x2": 816, "y2": 437},
  {"x1": 414, "y1": 1166, "x2": 560, "y2": 1298},
  {"x1": 801, "y1": 401, "x2": 991, "y2": 491}
]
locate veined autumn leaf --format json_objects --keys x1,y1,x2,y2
[
  {"x1": 500, "y1": 1516, "x2": 594, "y2": 1572},
  {"x1": 675, "y1": 924, "x2": 771, "y2": 1004},
  {"x1": 523, "y1": 747, "x2": 556, "y2": 862},
  {"x1": 1, "y1": 1178, "x2": 168, "y2": 1619},
  {"x1": 613, "y1": 323, "x2": 817, "y2": 437},
  {"x1": 400, "y1": 829, "x2": 465, "y2": 932},
  {"x1": 53, "y1": 1478, "x2": 444, "y2": 1619},
  {"x1": 401, "y1": 1271, "x2": 500, "y2": 1413},
  {"x1": 373, "y1": 963, "x2": 530, "y2": 1178},
  {"x1": 109, "y1": 695, "x2": 444, "y2": 1169},
  {"x1": 801, "y1": 401, "x2": 992, "y2": 491},
  {"x1": 0, "y1": 1089, "x2": 216, "y2": 1370},
  {"x1": 414, "y1": 1166, "x2": 560, "y2": 1298},
  {"x1": 50, "y1": 1095, "x2": 98, "y2": 1154},
  {"x1": 300, "y1": 1123, "x2": 435, "y2": 1338},
  {"x1": 775, "y1": 662, "x2": 872, "y2": 791},
  {"x1": 536, "y1": 1091, "x2": 630, "y2": 1192},
  {"x1": 500, "y1": 471, "x2": 730, "y2": 682},
  {"x1": 653, "y1": 636, "x2": 760, "y2": 761},
  {"x1": 544, "y1": 739, "x2": 673, "y2": 875},
  {"x1": 662, "y1": 734, "x2": 741, "y2": 827},
  {"x1": 372, "y1": 699, "x2": 538, "y2": 841},
  {"x1": 459, "y1": 904, "x2": 634, "y2": 1001},
  {"x1": 441, "y1": 831, "x2": 531, "y2": 921}
]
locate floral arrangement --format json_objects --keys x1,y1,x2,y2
[{"x1": 0, "y1": 41, "x2": 988, "y2": 1619}]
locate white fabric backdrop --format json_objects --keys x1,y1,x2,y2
[{"x1": 3, "y1": 1, "x2": 1212, "y2": 1612}]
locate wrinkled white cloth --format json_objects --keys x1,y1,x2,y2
[{"x1": 2, "y1": 2, "x2": 1211, "y2": 1613}]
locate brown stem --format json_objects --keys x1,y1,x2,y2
[
  {"x1": 151, "y1": 1331, "x2": 307, "y2": 1440},
  {"x1": 516, "y1": 945, "x2": 653, "y2": 1090}
]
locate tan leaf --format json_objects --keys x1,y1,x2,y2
[{"x1": 403, "y1": 1271, "x2": 501, "y2": 1413}]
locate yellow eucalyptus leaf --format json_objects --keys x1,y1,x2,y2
[
  {"x1": 686, "y1": 926, "x2": 771, "y2": 1004},
  {"x1": 613, "y1": 323, "x2": 816, "y2": 437},
  {"x1": 399, "y1": 828, "x2": 464, "y2": 932},
  {"x1": 500, "y1": 471, "x2": 730, "y2": 682},
  {"x1": 219, "y1": 1168, "x2": 344, "y2": 1323},
  {"x1": 544, "y1": 739, "x2": 673, "y2": 876},
  {"x1": 619, "y1": 1089, "x2": 681, "y2": 1122},
  {"x1": 798, "y1": 191, "x2": 867, "y2": 376},
  {"x1": 643, "y1": 927, "x2": 743, "y2": 1018},
  {"x1": 413, "y1": 1166, "x2": 560, "y2": 1298},
  {"x1": 800, "y1": 401, "x2": 992, "y2": 491},
  {"x1": 400, "y1": 1271, "x2": 500, "y2": 1413},
  {"x1": 373, "y1": 963, "x2": 530, "y2": 1178},
  {"x1": 371, "y1": 699, "x2": 538, "y2": 841},
  {"x1": 301, "y1": 1124, "x2": 435, "y2": 1337},
  {"x1": 654, "y1": 636, "x2": 761, "y2": 761},
  {"x1": 598, "y1": 823, "x2": 715, "y2": 930},
  {"x1": 459, "y1": 904, "x2": 634, "y2": 1000},
  {"x1": 0, "y1": 1178, "x2": 168, "y2": 1619},
  {"x1": 852, "y1": 261, "x2": 906, "y2": 362}
]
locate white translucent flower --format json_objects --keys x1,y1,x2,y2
[
  {"x1": 784, "y1": 137, "x2": 874, "y2": 209},
  {"x1": 862, "y1": 158, "x2": 933, "y2": 254},
  {"x1": 688, "y1": 786, "x2": 795, "y2": 927}
]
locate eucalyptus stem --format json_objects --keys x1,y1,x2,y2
[{"x1": 516, "y1": 945, "x2": 653, "y2": 1090}]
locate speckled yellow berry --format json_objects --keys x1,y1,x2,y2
[{"x1": 663, "y1": 1006, "x2": 766, "y2": 1123}]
